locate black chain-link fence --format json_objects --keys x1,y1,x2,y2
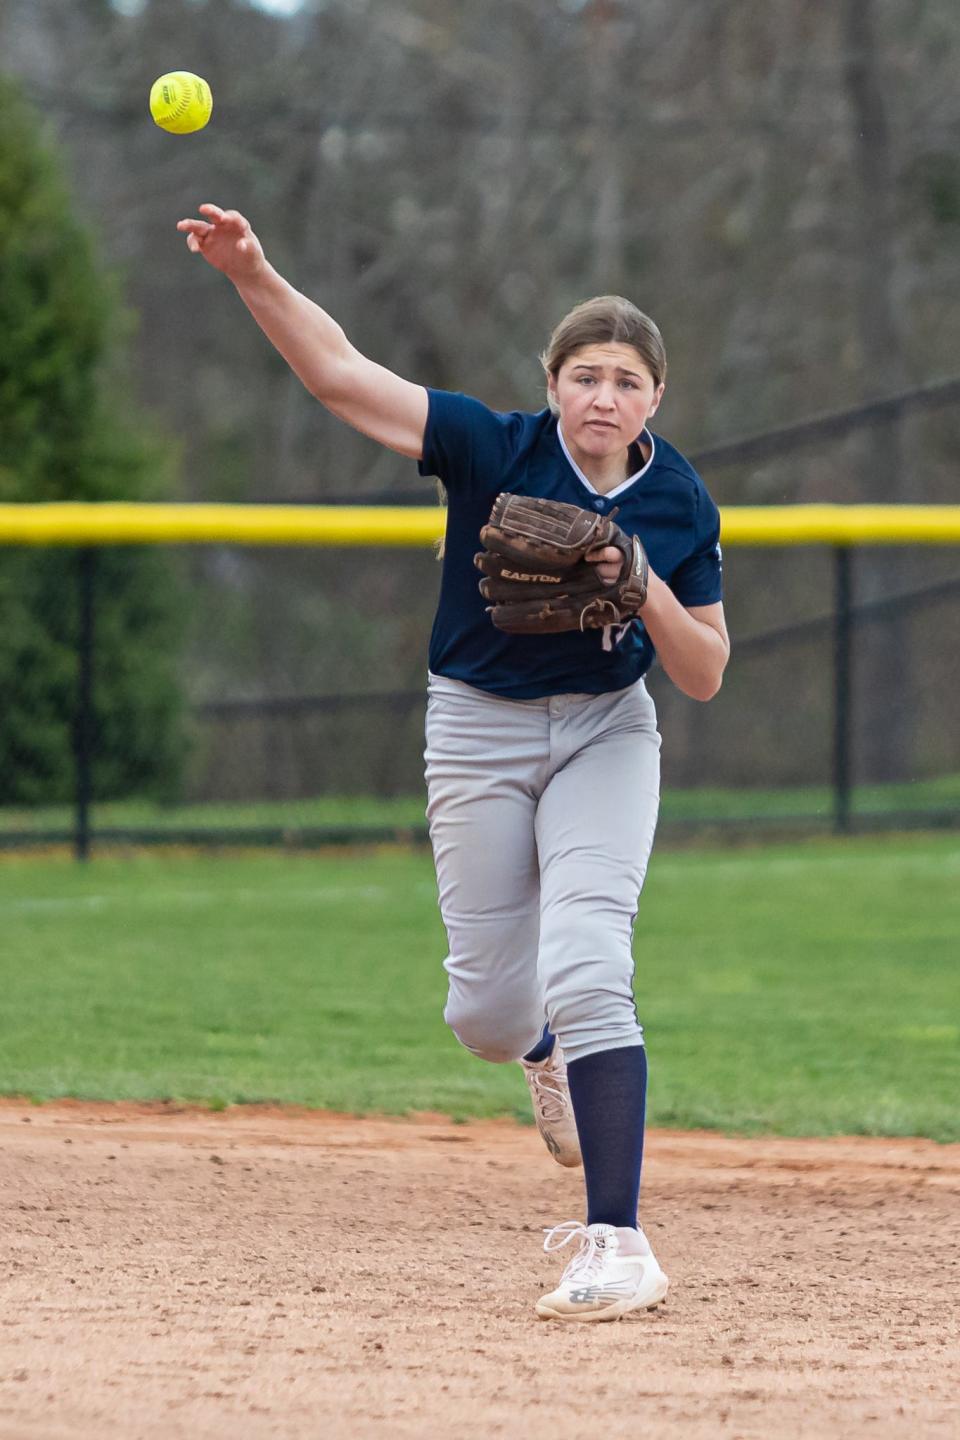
[{"x1": 1, "y1": 534, "x2": 958, "y2": 857}]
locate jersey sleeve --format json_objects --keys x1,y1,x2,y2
[
  {"x1": 669, "y1": 483, "x2": 723, "y2": 607},
  {"x1": 417, "y1": 388, "x2": 526, "y2": 495}
]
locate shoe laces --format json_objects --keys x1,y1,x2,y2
[
  {"x1": 542, "y1": 1221, "x2": 614, "y2": 1283},
  {"x1": 527, "y1": 1065, "x2": 570, "y2": 1124}
]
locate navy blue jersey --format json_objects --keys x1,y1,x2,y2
[{"x1": 418, "y1": 388, "x2": 723, "y2": 700}]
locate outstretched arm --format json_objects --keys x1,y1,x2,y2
[{"x1": 177, "y1": 204, "x2": 428, "y2": 459}]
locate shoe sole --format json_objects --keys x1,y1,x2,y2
[
  {"x1": 533, "y1": 1119, "x2": 582, "y2": 1168},
  {"x1": 532, "y1": 1118, "x2": 582, "y2": 1168},
  {"x1": 536, "y1": 1275, "x2": 669, "y2": 1323},
  {"x1": 546, "y1": 1145, "x2": 583, "y2": 1169}
]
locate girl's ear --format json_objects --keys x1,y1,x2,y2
[{"x1": 545, "y1": 372, "x2": 561, "y2": 415}]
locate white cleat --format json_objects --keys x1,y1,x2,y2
[
  {"x1": 536, "y1": 1221, "x2": 669, "y2": 1322},
  {"x1": 520, "y1": 1047, "x2": 582, "y2": 1168}
]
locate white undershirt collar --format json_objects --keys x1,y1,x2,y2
[{"x1": 557, "y1": 422, "x2": 656, "y2": 499}]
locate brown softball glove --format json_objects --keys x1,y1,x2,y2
[{"x1": 475, "y1": 492, "x2": 649, "y2": 635}]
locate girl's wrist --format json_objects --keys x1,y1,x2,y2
[
  {"x1": 640, "y1": 567, "x2": 669, "y2": 619},
  {"x1": 233, "y1": 258, "x2": 277, "y2": 300}
]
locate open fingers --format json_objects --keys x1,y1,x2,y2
[
  {"x1": 202, "y1": 206, "x2": 248, "y2": 235},
  {"x1": 177, "y1": 205, "x2": 255, "y2": 261},
  {"x1": 178, "y1": 205, "x2": 249, "y2": 240},
  {"x1": 181, "y1": 204, "x2": 239, "y2": 234}
]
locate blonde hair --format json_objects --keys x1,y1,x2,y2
[{"x1": 541, "y1": 295, "x2": 667, "y2": 407}]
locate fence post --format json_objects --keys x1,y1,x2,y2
[
  {"x1": 832, "y1": 546, "x2": 853, "y2": 833},
  {"x1": 73, "y1": 547, "x2": 96, "y2": 861}
]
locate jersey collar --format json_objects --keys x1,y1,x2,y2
[{"x1": 556, "y1": 422, "x2": 656, "y2": 499}]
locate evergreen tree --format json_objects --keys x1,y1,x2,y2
[{"x1": 0, "y1": 73, "x2": 184, "y2": 806}]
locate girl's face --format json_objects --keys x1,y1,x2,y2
[{"x1": 548, "y1": 342, "x2": 664, "y2": 462}]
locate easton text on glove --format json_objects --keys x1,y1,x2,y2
[{"x1": 474, "y1": 493, "x2": 649, "y2": 636}]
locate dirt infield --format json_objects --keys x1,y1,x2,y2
[{"x1": 1, "y1": 1102, "x2": 957, "y2": 1440}]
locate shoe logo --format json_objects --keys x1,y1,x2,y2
[
  {"x1": 568, "y1": 1282, "x2": 636, "y2": 1304},
  {"x1": 542, "y1": 1130, "x2": 562, "y2": 1159}
]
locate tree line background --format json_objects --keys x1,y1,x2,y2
[{"x1": 0, "y1": 0, "x2": 958, "y2": 808}]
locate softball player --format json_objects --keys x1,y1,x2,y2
[{"x1": 178, "y1": 204, "x2": 729, "y2": 1323}]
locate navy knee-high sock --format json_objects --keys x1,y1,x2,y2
[
  {"x1": 522, "y1": 1023, "x2": 555, "y2": 1064},
  {"x1": 566, "y1": 1045, "x2": 647, "y2": 1229}
]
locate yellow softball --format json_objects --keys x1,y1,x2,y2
[{"x1": 149, "y1": 72, "x2": 213, "y2": 135}]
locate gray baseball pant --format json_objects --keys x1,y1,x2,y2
[{"x1": 424, "y1": 671, "x2": 661, "y2": 1066}]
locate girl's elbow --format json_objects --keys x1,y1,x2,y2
[
  {"x1": 687, "y1": 664, "x2": 727, "y2": 703},
  {"x1": 700, "y1": 644, "x2": 731, "y2": 701}
]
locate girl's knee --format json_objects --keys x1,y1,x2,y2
[
  {"x1": 546, "y1": 985, "x2": 642, "y2": 1060},
  {"x1": 444, "y1": 998, "x2": 538, "y2": 1064}
]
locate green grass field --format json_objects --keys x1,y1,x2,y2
[
  {"x1": 1, "y1": 772, "x2": 959, "y2": 834},
  {"x1": 1, "y1": 835, "x2": 957, "y2": 1139}
]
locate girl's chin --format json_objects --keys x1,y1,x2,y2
[{"x1": 577, "y1": 427, "x2": 622, "y2": 452}]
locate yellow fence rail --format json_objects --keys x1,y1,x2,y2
[{"x1": 1, "y1": 502, "x2": 960, "y2": 547}]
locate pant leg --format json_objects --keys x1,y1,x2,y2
[
  {"x1": 534, "y1": 680, "x2": 661, "y2": 1064},
  {"x1": 424, "y1": 675, "x2": 549, "y2": 1063}
]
